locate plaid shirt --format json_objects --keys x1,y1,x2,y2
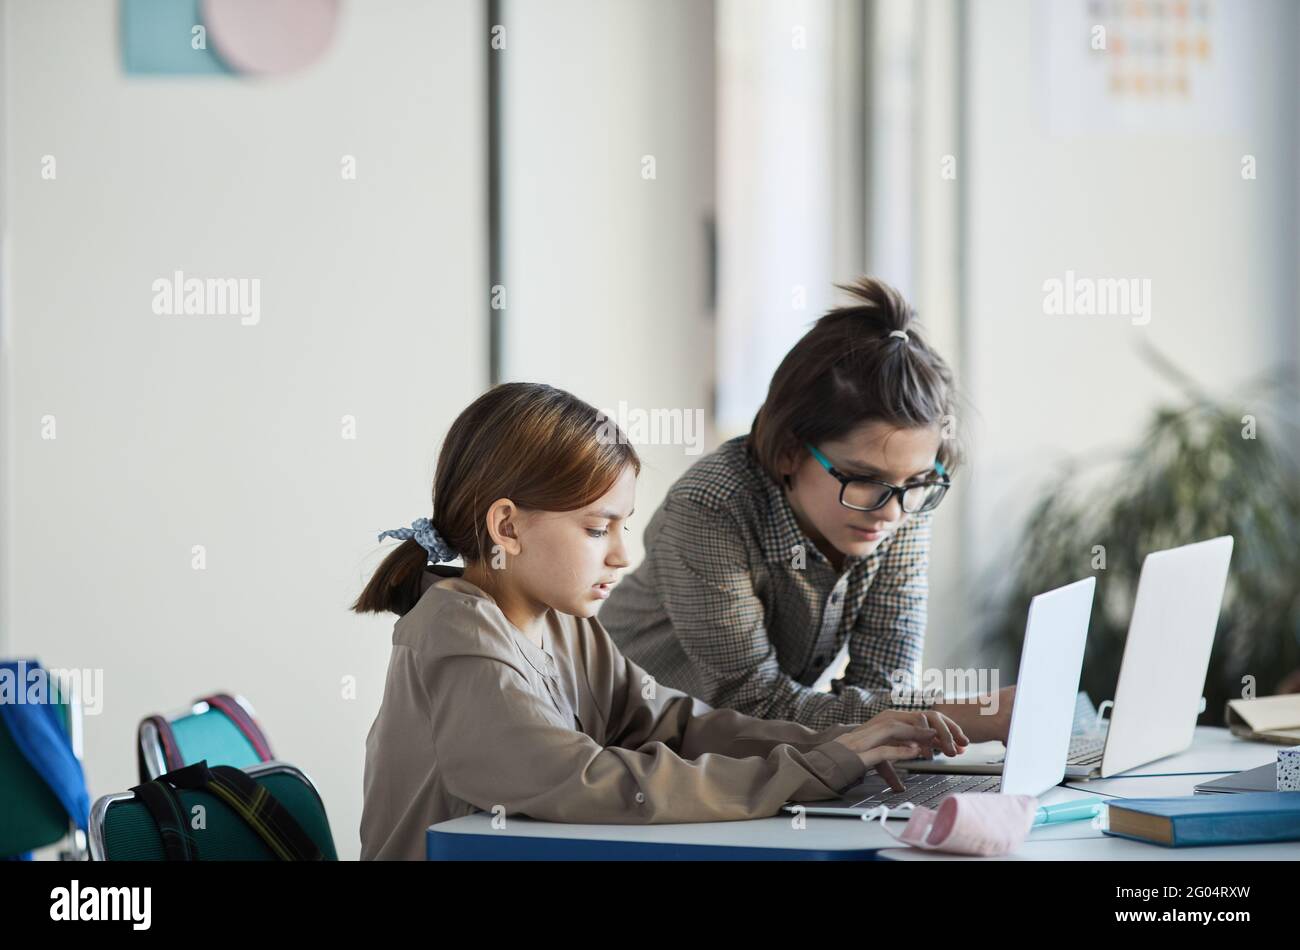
[{"x1": 600, "y1": 435, "x2": 940, "y2": 729}]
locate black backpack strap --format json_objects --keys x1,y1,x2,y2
[
  {"x1": 162, "y1": 761, "x2": 323, "y2": 861},
  {"x1": 130, "y1": 779, "x2": 198, "y2": 861}
]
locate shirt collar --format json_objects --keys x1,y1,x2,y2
[{"x1": 425, "y1": 567, "x2": 556, "y2": 663}]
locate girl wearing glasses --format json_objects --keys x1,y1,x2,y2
[{"x1": 600, "y1": 277, "x2": 1014, "y2": 746}]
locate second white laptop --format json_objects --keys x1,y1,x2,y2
[{"x1": 905, "y1": 536, "x2": 1234, "y2": 781}]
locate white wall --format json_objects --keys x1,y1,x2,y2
[
  {"x1": 498, "y1": 0, "x2": 715, "y2": 560},
  {"x1": 892, "y1": 0, "x2": 967, "y2": 674},
  {"x1": 715, "y1": 0, "x2": 850, "y2": 439},
  {"x1": 951, "y1": 0, "x2": 1298, "y2": 666},
  {"x1": 1, "y1": 0, "x2": 486, "y2": 859}
]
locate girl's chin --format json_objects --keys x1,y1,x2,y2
[
  {"x1": 841, "y1": 531, "x2": 886, "y2": 553},
  {"x1": 569, "y1": 598, "x2": 601, "y2": 618}
]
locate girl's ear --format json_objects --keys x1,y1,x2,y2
[{"x1": 483, "y1": 498, "x2": 523, "y2": 557}]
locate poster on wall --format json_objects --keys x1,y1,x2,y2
[
  {"x1": 122, "y1": 0, "x2": 339, "y2": 77},
  {"x1": 1035, "y1": 0, "x2": 1258, "y2": 137}
]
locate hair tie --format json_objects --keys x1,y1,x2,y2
[
  {"x1": 889, "y1": 329, "x2": 909, "y2": 343},
  {"x1": 377, "y1": 517, "x2": 458, "y2": 564}
]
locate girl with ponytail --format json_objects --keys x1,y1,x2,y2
[{"x1": 354, "y1": 381, "x2": 965, "y2": 859}]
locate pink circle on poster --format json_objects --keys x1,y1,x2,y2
[{"x1": 201, "y1": 0, "x2": 340, "y2": 76}]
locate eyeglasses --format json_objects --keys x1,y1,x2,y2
[{"x1": 803, "y1": 442, "x2": 951, "y2": 513}]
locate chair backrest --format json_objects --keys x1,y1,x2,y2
[
  {"x1": 0, "y1": 710, "x2": 70, "y2": 856},
  {"x1": 90, "y1": 760, "x2": 337, "y2": 861},
  {"x1": 139, "y1": 695, "x2": 270, "y2": 780},
  {"x1": 0, "y1": 667, "x2": 85, "y2": 858}
]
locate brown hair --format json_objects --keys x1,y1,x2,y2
[
  {"x1": 351, "y1": 382, "x2": 641, "y2": 616},
  {"x1": 749, "y1": 277, "x2": 961, "y2": 482}
]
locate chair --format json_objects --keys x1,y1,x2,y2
[
  {"x1": 137, "y1": 693, "x2": 272, "y2": 780},
  {"x1": 88, "y1": 760, "x2": 337, "y2": 861},
  {"x1": 0, "y1": 667, "x2": 87, "y2": 860}
]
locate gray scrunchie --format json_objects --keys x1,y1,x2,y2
[{"x1": 377, "y1": 517, "x2": 458, "y2": 564}]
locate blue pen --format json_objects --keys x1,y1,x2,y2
[{"x1": 1032, "y1": 797, "x2": 1106, "y2": 826}]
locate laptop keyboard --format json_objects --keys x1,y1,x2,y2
[
  {"x1": 1067, "y1": 733, "x2": 1106, "y2": 766},
  {"x1": 844, "y1": 772, "x2": 1002, "y2": 808}
]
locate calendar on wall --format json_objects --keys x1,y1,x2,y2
[{"x1": 1036, "y1": 0, "x2": 1256, "y2": 136}]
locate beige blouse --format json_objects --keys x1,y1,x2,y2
[{"x1": 359, "y1": 565, "x2": 870, "y2": 860}]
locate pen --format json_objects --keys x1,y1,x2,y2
[{"x1": 1032, "y1": 797, "x2": 1106, "y2": 826}]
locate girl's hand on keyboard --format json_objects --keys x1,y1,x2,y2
[
  {"x1": 831, "y1": 715, "x2": 941, "y2": 769},
  {"x1": 864, "y1": 708, "x2": 970, "y2": 757}
]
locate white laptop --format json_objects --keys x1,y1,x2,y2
[
  {"x1": 905, "y1": 536, "x2": 1234, "y2": 781},
  {"x1": 787, "y1": 577, "x2": 1095, "y2": 817}
]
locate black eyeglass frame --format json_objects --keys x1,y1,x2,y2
[{"x1": 803, "y1": 441, "x2": 951, "y2": 514}]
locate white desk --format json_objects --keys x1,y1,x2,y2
[
  {"x1": 879, "y1": 727, "x2": 1296, "y2": 861},
  {"x1": 427, "y1": 727, "x2": 1293, "y2": 860}
]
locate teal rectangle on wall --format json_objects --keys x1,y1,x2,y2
[{"x1": 121, "y1": 0, "x2": 232, "y2": 75}]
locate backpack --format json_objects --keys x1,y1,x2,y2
[{"x1": 129, "y1": 760, "x2": 324, "y2": 861}]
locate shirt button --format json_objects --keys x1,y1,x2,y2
[
  {"x1": 830, "y1": 592, "x2": 841, "y2": 605},
  {"x1": 634, "y1": 792, "x2": 646, "y2": 804}
]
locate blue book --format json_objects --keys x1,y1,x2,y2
[{"x1": 1104, "y1": 793, "x2": 1300, "y2": 847}]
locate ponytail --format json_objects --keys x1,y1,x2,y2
[{"x1": 350, "y1": 538, "x2": 430, "y2": 617}]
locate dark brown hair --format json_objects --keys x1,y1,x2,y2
[
  {"x1": 351, "y1": 382, "x2": 641, "y2": 617},
  {"x1": 749, "y1": 277, "x2": 961, "y2": 482}
]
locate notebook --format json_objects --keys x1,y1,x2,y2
[
  {"x1": 1103, "y1": 792, "x2": 1300, "y2": 847},
  {"x1": 1224, "y1": 695, "x2": 1300, "y2": 744}
]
